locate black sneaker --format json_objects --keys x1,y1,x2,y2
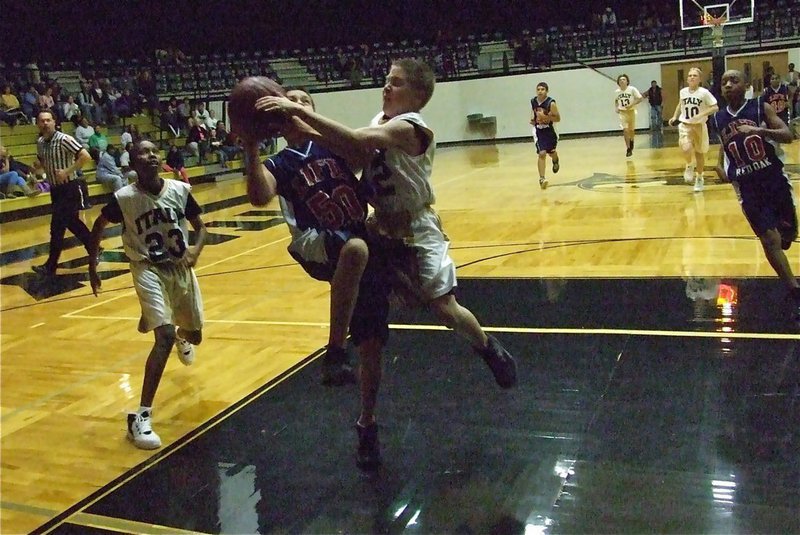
[
  {"x1": 626, "y1": 148, "x2": 633, "y2": 158},
  {"x1": 31, "y1": 264, "x2": 55, "y2": 277},
  {"x1": 552, "y1": 160, "x2": 560, "y2": 173},
  {"x1": 475, "y1": 335, "x2": 518, "y2": 389},
  {"x1": 355, "y1": 422, "x2": 381, "y2": 471},
  {"x1": 321, "y1": 345, "x2": 356, "y2": 386}
]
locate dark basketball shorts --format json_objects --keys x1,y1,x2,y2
[
  {"x1": 533, "y1": 126, "x2": 558, "y2": 154},
  {"x1": 734, "y1": 172, "x2": 798, "y2": 240}
]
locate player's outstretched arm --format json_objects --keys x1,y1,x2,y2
[
  {"x1": 242, "y1": 140, "x2": 278, "y2": 207},
  {"x1": 88, "y1": 214, "x2": 109, "y2": 296}
]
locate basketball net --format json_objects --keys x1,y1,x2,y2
[{"x1": 703, "y1": 13, "x2": 727, "y2": 48}]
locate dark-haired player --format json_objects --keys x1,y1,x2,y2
[
  {"x1": 529, "y1": 82, "x2": 560, "y2": 189},
  {"x1": 712, "y1": 70, "x2": 800, "y2": 319},
  {"x1": 88, "y1": 140, "x2": 208, "y2": 449},
  {"x1": 243, "y1": 87, "x2": 388, "y2": 390}
]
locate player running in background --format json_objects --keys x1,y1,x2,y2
[
  {"x1": 614, "y1": 74, "x2": 642, "y2": 158},
  {"x1": 668, "y1": 67, "x2": 719, "y2": 192},
  {"x1": 529, "y1": 82, "x2": 560, "y2": 189}
]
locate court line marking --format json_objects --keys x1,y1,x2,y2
[
  {"x1": 62, "y1": 315, "x2": 800, "y2": 340},
  {"x1": 62, "y1": 235, "x2": 289, "y2": 317},
  {"x1": 32, "y1": 355, "x2": 319, "y2": 535}
]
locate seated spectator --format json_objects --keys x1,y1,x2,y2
[
  {"x1": 136, "y1": 69, "x2": 157, "y2": 114},
  {"x1": 37, "y1": 87, "x2": 56, "y2": 116},
  {"x1": 119, "y1": 142, "x2": 137, "y2": 181},
  {"x1": 91, "y1": 79, "x2": 111, "y2": 124},
  {"x1": 163, "y1": 143, "x2": 189, "y2": 183},
  {"x1": 62, "y1": 95, "x2": 81, "y2": 124},
  {"x1": 186, "y1": 117, "x2": 208, "y2": 162},
  {"x1": 90, "y1": 146, "x2": 129, "y2": 192},
  {"x1": 176, "y1": 98, "x2": 191, "y2": 124},
  {"x1": 75, "y1": 117, "x2": 96, "y2": 148},
  {"x1": 114, "y1": 89, "x2": 135, "y2": 119},
  {"x1": 0, "y1": 146, "x2": 40, "y2": 198},
  {"x1": 0, "y1": 85, "x2": 28, "y2": 125},
  {"x1": 88, "y1": 125, "x2": 109, "y2": 152},
  {"x1": 77, "y1": 81, "x2": 101, "y2": 124},
  {"x1": 204, "y1": 108, "x2": 218, "y2": 131},
  {"x1": 192, "y1": 102, "x2": 211, "y2": 132},
  {"x1": 22, "y1": 85, "x2": 39, "y2": 120},
  {"x1": 160, "y1": 101, "x2": 182, "y2": 137}
]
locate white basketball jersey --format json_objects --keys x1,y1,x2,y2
[
  {"x1": 116, "y1": 180, "x2": 193, "y2": 263},
  {"x1": 678, "y1": 86, "x2": 718, "y2": 124},
  {"x1": 615, "y1": 86, "x2": 641, "y2": 111},
  {"x1": 362, "y1": 112, "x2": 436, "y2": 214}
]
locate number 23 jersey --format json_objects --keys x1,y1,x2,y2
[
  {"x1": 678, "y1": 86, "x2": 717, "y2": 124},
  {"x1": 102, "y1": 179, "x2": 201, "y2": 263}
]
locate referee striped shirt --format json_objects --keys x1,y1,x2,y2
[{"x1": 37, "y1": 130, "x2": 83, "y2": 185}]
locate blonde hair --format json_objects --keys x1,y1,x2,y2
[{"x1": 393, "y1": 58, "x2": 435, "y2": 109}]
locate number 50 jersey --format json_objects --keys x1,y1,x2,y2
[{"x1": 102, "y1": 180, "x2": 201, "y2": 264}]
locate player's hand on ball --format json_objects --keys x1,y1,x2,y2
[
  {"x1": 668, "y1": 118, "x2": 676, "y2": 126},
  {"x1": 256, "y1": 96, "x2": 302, "y2": 116}
]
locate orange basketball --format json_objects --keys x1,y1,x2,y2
[{"x1": 228, "y1": 76, "x2": 288, "y2": 140}]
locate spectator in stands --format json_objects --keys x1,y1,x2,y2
[
  {"x1": 176, "y1": 98, "x2": 191, "y2": 125},
  {"x1": 192, "y1": 102, "x2": 211, "y2": 132},
  {"x1": 121, "y1": 124, "x2": 134, "y2": 147},
  {"x1": 220, "y1": 126, "x2": 242, "y2": 163},
  {"x1": 37, "y1": 86, "x2": 56, "y2": 116},
  {"x1": 1, "y1": 84, "x2": 28, "y2": 125},
  {"x1": 114, "y1": 89, "x2": 135, "y2": 119},
  {"x1": 163, "y1": 143, "x2": 190, "y2": 183},
  {"x1": 119, "y1": 142, "x2": 137, "y2": 180},
  {"x1": 161, "y1": 101, "x2": 182, "y2": 138},
  {"x1": 88, "y1": 125, "x2": 109, "y2": 152},
  {"x1": 91, "y1": 80, "x2": 111, "y2": 124},
  {"x1": 22, "y1": 85, "x2": 39, "y2": 120},
  {"x1": 602, "y1": 6, "x2": 617, "y2": 28},
  {"x1": 186, "y1": 117, "x2": 208, "y2": 163},
  {"x1": 136, "y1": 69, "x2": 158, "y2": 114},
  {"x1": 62, "y1": 95, "x2": 81, "y2": 125},
  {"x1": 204, "y1": 109, "x2": 218, "y2": 131},
  {"x1": 786, "y1": 63, "x2": 798, "y2": 116},
  {"x1": 90, "y1": 146, "x2": 129, "y2": 192},
  {"x1": 0, "y1": 146, "x2": 40, "y2": 198},
  {"x1": 75, "y1": 117, "x2": 95, "y2": 148},
  {"x1": 643, "y1": 80, "x2": 663, "y2": 130},
  {"x1": 77, "y1": 82, "x2": 100, "y2": 124}
]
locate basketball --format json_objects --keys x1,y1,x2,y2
[{"x1": 228, "y1": 76, "x2": 288, "y2": 140}]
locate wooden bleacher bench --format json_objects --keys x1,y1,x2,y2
[{"x1": 0, "y1": 115, "x2": 248, "y2": 222}]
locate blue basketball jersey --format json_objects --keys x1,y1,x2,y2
[
  {"x1": 711, "y1": 99, "x2": 783, "y2": 182},
  {"x1": 761, "y1": 84, "x2": 790, "y2": 123},
  {"x1": 266, "y1": 141, "x2": 366, "y2": 233},
  {"x1": 531, "y1": 96, "x2": 556, "y2": 133}
]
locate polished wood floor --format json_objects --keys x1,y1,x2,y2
[{"x1": 1, "y1": 132, "x2": 799, "y2": 534}]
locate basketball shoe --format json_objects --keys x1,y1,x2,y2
[
  {"x1": 175, "y1": 337, "x2": 194, "y2": 365},
  {"x1": 552, "y1": 160, "x2": 560, "y2": 174},
  {"x1": 355, "y1": 421, "x2": 381, "y2": 471},
  {"x1": 127, "y1": 410, "x2": 161, "y2": 450},
  {"x1": 539, "y1": 177, "x2": 548, "y2": 190},
  {"x1": 475, "y1": 335, "x2": 518, "y2": 389},
  {"x1": 321, "y1": 345, "x2": 356, "y2": 386},
  {"x1": 693, "y1": 174, "x2": 704, "y2": 193}
]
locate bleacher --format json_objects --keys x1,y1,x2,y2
[{"x1": 0, "y1": 115, "x2": 246, "y2": 222}]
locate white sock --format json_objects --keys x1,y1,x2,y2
[{"x1": 138, "y1": 406, "x2": 152, "y2": 416}]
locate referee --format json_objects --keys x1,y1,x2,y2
[{"x1": 31, "y1": 110, "x2": 95, "y2": 276}]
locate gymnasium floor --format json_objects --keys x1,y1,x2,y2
[{"x1": 2, "y1": 131, "x2": 799, "y2": 534}]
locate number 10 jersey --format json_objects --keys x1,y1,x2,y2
[{"x1": 678, "y1": 86, "x2": 717, "y2": 124}]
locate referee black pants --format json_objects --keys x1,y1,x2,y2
[{"x1": 44, "y1": 180, "x2": 92, "y2": 271}]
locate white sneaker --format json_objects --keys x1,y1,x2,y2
[
  {"x1": 693, "y1": 175, "x2": 704, "y2": 193},
  {"x1": 683, "y1": 165, "x2": 695, "y2": 184},
  {"x1": 126, "y1": 411, "x2": 161, "y2": 449},
  {"x1": 175, "y1": 337, "x2": 194, "y2": 366},
  {"x1": 539, "y1": 177, "x2": 548, "y2": 190}
]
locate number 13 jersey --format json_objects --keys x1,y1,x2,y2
[
  {"x1": 102, "y1": 179, "x2": 201, "y2": 264},
  {"x1": 678, "y1": 86, "x2": 717, "y2": 124}
]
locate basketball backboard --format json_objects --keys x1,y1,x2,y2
[{"x1": 679, "y1": 0, "x2": 754, "y2": 30}]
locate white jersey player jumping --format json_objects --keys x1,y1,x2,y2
[{"x1": 669, "y1": 67, "x2": 719, "y2": 192}]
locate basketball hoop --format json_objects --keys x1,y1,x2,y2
[{"x1": 705, "y1": 14, "x2": 727, "y2": 47}]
